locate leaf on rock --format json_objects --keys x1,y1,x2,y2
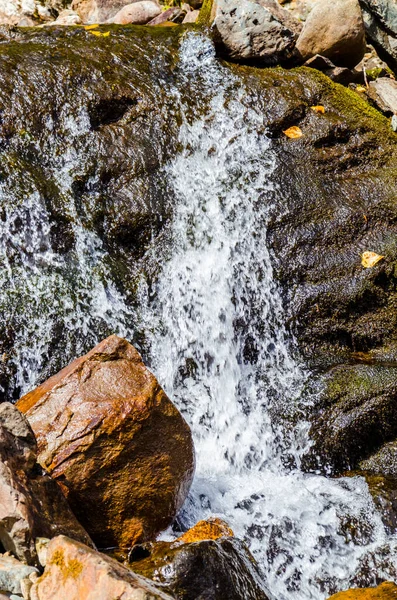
[
  {"x1": 84, "y1": 24, "x2": 99, "y2": 29},
  {"x1": 90, "y1": 30, "x2": 110, "y2": 37},
  {"x1": 361, "y1": 251, "x2": 385, "y2": 268},
  {"x1": 311, "y1": 105, "x2": 325, "y2": 114},
  {"x1": 283, "y1": 126, "x2": 303, "y2": 139}
]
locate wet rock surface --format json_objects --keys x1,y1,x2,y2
[
  {"x1": 31, "y1": 535, "x2": 174, "y2": 600},
  {"x1": 17, "y1": 335, "x2": 195, "y2": 549},
  {"x1": 0, "y1": 403, "x2": 91, "y2": 565},
  {"x1": 0, "y1": 25, "x2": 182, "y2": 402},
  {"x1": 129, "y1": 536, "x2": 270, "y2": 600}
]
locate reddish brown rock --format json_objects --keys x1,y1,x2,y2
[
  {"x1": 0, "y1": 403, "x2": 92, "y2": 565},
  {"x1": 17, "y1": 335, "x2": 195, "y2": 549},
  {"x1": 31, "y1": 535, "x2": 173, "y2": 600},
  {"x1": 327, "y1": 582, "x2": 397, "y2": 599}
]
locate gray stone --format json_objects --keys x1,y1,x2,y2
[
  {"x1": 212, "y1": 0, "x2": 298, "y2": 65},
  {"x1": 360, "y1": 1, "x2": 397, "y2": 72},
  {"x1": 296, "y1": 0, "x2": 366, "y2": 68},
  {"x1": 0, "y1": 554, "x2": 38, "y2": 595},
  {"x1": 368, "y1": 76, "x2": 397, "y2": 114},
  {"x1": 359, "y1": 0, "x2": 397, "y2": 36}
]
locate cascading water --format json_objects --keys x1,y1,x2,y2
[
  {"x1": 1, "y1": 28, "x2": 397, "y2": 600},
  {"x1": 138, "y1": 33, "x2": 397, "y2": 599}
]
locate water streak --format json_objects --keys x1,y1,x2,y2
[{"x1": 138, "y1": 33, "x2": 397, "y2": 599}]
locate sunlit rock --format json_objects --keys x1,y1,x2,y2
[
  {"x1": 17, "y1": 335, "x2": 195, "y2": 549},
  {"x1": 31, "y1": 536, "x2": 173, "y2": 600}
]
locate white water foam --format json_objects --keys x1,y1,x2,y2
[{"x1": 138, "y1": 33, "x2": 397, "y2": 599}]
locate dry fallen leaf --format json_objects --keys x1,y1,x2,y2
[
  {"x1": 283, "y1": 126, "x2": 303, "y2": 139},
  {"x1": 311, "y1": 105, "x2": 325, "y2": 114},
  {"x1": 84, "y1": 23, "x2": 99, "y2": 29},
  {"x1": 361, "y1": 251, "x2": 385, "y2": 268},
  {"x1": 89, "y1": 30, "x2": 110, "y2": 37}
]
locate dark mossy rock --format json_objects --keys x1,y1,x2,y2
[
  {"x1": 128, "y1": 537, "x2": 270, "y2": 600},
  {"x1": 0, "y1": 25, "x2": 183, "y2": 400},
  {"x1": 230, "y1": 66, "x2": 397, "y2": 477},
  {"x1": 301, "y1": 365, "x2": 397, "y2": 473}
]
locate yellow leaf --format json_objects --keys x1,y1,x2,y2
[
  {"x1": 356, "y1": 85, "x2": 367, "y2": 93},
  {"x1": 361, "y1": 251, "x2": 385, "y2": 268},
  {"x1": 84, "y1": 23, "x2": 99, "y2": 29},
  {"x1": 89, "y1": 30, "x2": 110, "y2": 37},
  {"x1": 311, "y1": 105, "x2": 325, "y2": 114},
  {"x1": 283, "y1": 126, "x2": 303, "y2": 139}
]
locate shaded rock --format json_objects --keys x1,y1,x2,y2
[
  {"x1": 359, "y1": 0, "x2": 397, "y2": 72},
  {"x1": 111, "y1": 1, "x2": 161, "y2": 24},
  {"x1": 361, "y1": 472, "x2": 397, "y2": 533},
  {"x1": 327, "y1": 581, "x2": 397, "y2": 599},
  {"x1": 45, "y1": 8, "x2": 82, "y2": 24},
  {"x1": 360, "y1": 440, "x2": 397, "y2": 476},
  {"x1": 188, "y1": 0, "x2": 201, "y2": 7},
  {"x1": 211, "y1": 0, "x2": 299, "y2": 65},
  {"x1": 31, "y1": 535, "x2": 174, "y2": 600},
  {"x1": 368, "y1": 76, "x2": 397, "y2": 115},
  {"x1": 304, "y1": 54, "x2": 363, "y2": 84},
  {"x1": 177, "y1": 518, "x2": 234, "y2": 543},
  {"x1": 17, "y1": 335, "x2": 195, "y2": 550},
  {"x1": 129, "y1": 536, "x2": 270, "y2": 600},
  {"x1": 0, "y1": 555, "x2": 38, "y2": 596},
  {"x1": 296, "y1": 0, "x2": 366, "y2": 68},
  {"x1": 147, "y1": 7, "x2": 183, "y2": 25},
  {"x1": 182, "y1": 9, "x2": 199, "y2": 23},
  {"x1": 0, "y1": 403, "x2": 92, "y2": 565}
]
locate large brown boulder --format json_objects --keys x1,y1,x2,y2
[
  {"x1": 0, "y1": 403, "x2": 92, "y2": 565},
  {"x1": 17, "y1": 335, "x2": 195, "y2": 549},
  {"x1": 31, "y1": 535, "x2": 174, "y2": 600},
  {"x1": 296, "y1": 0, "x2": 366, "y2": 68}
]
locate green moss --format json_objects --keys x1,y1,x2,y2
[{"x1": 197, "y1": 0, "x2": 214, "y2": 26}]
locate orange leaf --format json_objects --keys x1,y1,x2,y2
[
  {"x1": 361, "y1": 251, "x2": 384, "y2": 268},
  {"x1": 283, "y1": 126, "x2": 303, "y2": 139},
  {"x1": 311, "y1": 105, "x2": 325, "y2": 114}
]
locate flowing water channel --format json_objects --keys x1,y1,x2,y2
[{"x1": 1, "y1": 30, "x2": 397, "y2": 599}]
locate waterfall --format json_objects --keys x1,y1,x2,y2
[
  {"x1": 138, "y1": 33, "x2": 397, "y2": 599},
  {"x1": 1, "y1": 28, "x2": 396, "y2": 600}
]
